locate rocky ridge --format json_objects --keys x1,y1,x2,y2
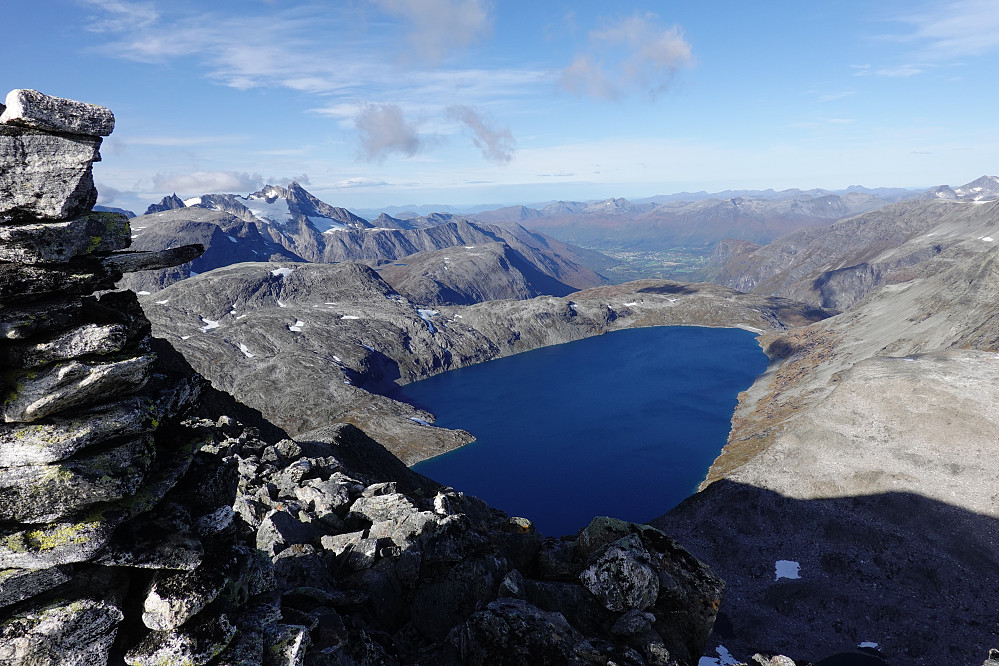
[
  {"x1": 705, "y1": 197, "x2": 999, "y2": 310},
  {"x1": 0, "y1": 89, "x2": 733, "y2": 666},
  {"x1": 655, "y1": 192, "x2": 999, "y2": 663}
]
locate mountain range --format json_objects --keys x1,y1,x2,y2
[{"x1": 121, "y1": 183, "x2": 610, "y2": 299}]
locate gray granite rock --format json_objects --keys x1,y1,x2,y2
[
  {"x1": 0, "y1": 397, "x2": 161, "y2": 466},
  {"x1": 1, "y1": 89, "x2": 115, "y2": 137},
  {"x1": 0, "y1": 435, "x2": 155, "y2": 523},
  {"x1": 579, "y1": 534, "x2": 660, "y2": 612},
  {"x1": 450, "y1": 598, "x2": 583, "y2": 666},
  {"x1": 347, "y1": 493, "x2": 417, "y2": 525},
  {"x1": 99, "y1": 244, "x2": 205, "y2": 273},
  {"x1": 0, "y1": 566, "x2": 72, "y2": 609},
  {"x1": 0, "y1": 211, "x2": 130, "y2": 263},
  {"x1": 5, "y1": 321, "x2": 138, "y2": 369},
  {"x1": 0, "y1": 298, "x2": 85, "y2": 340},
  {"x1": 0, "y1": 597, "x2": 124, "y2": 666},
  {"x1": 142, "y1": 559, "x2": 231, "y2": 631},
  {"x1": 0, "y1": 260, "x2": 120, "y2": 301},
  {"x1": 124, "y1": 613, "x2": 237, "y2": 666},
  {"x1": 0, "y1": 125, "x2": 101, "y2": 222},
  {"x1": 256, "y1": 509, "x2": 321, "y2": 557},
  {"x1": 2, "y1": 353, "x2": 155, "y2": 422}
]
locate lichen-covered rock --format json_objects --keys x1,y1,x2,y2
[
  {"x1": 579, "y1": 533, "x2": 660, "y2": 612},
  {"x1": 263, "y1": 623, "x2": 310, "y2": 666},
  {"x1": 0, "y1": 515, "x2": 116, "y2": 570},
  {"x1": 141, "y1": 554, "x2": 237, "y2": 631},
  {"x1": 5, "y1": 321, "x2": 143, "y2": 369},
  {"x1": 0, "y1": 125, "x2": 101, "y2": 222},
  {"x1": 1, "y1": 89, "x2": 115, "y2": 137},
  {"x1": 0, "y1": 598, "x2": 124, "y2": 666},
  {"x1": 0, "y1": 566, "x2": 72, "y2": 608},
  {"x1": 0, "y1": 298, "x2": 85, "y2": 340},
  {"x1": 449, "y1": 598, "x2": 584, "y2": 666},
  {"x1": 0, "y1": 396, "x2": 161, "y2": 466},
  {"x1": 2, "y1": 353, "x2": 156, "y2": 422},
  {"x1": 0, "y1": 435, "x2": 155, "y2": 523},
  {"x1": 0, "y1": 260, "x2": 120, "y2": 301},
  {"x1": 124, "y1": 613, "x2": 237, "y2": 666},
  {"x1": 0, "y1": 211, "x2": 130, "y2": 263}
]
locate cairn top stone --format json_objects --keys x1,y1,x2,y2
[{"x1": 0, "y1": 89, "x2": 114, "y2": 137}]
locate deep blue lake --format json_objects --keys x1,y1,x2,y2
[{"x1": 399, "y1": 326, "x2": 768, "y2": 536}]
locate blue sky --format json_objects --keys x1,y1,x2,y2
[{"x1": 6, "y1": 0, "x2": 999, "y2": 212}]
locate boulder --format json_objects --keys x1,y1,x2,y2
[
  {"x1": 5, "y1": 321, "x2": 143, "y2": 369},
  {"x1": 0, "y1": 89, "x2": 115, "y2": 137},
  {"x1": 579, "y1": 533, "x2": 660, "y2": 612},
  {"x1": 0, "y1": 515, "x2": 116, "y2": 570},
  {"x1": 0, "y1": 597, "x2": 124, "y2": 666},
  {"x1": 0, "y1": 566, "x2": 73, "y2": 609},
  {"x1": 124, "y1": 613, "x2": 237, "y2": 666},
  {"x1": 0, "y1": 260, "x2": 120, "y2": 301},
  {"x1": 0, "y1": 125, "x2": 100, "y2": 222},
  {"x1": 449, "y1": 598, "x2": 584, "y2": 666},
  {"x1": 0, "y1": 397, "x2": 158, "y2": 466}
]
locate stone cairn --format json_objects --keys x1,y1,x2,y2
[{"x1": 0, "y1": 90, "x2": 731, "y2": 666}]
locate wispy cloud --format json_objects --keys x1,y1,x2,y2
[
  {"x1": 355, "y1": 104, "x2": 424, "y2": 161},
  {"x1": 80, "y1": 0, "x2": 158, "y2": 31},
  {"x1": 812, "y1": 90, "x2": 856, "y2": 102},
  {"x1": 368, "y1": 0, "x2": 493, "y2": 64},
  {"x1": 852, "y1": 63, "x2": 924, "y2": 77},
  {"x1": 332, "y1": 177, "x2": 391, "y2": 189},
  {"x1": 447, "y1": 105, "x2": 515, "y2": 163},
  {"x1": 559, "y1": 12, "x2": 693, "y2": 100},
  {"x1": 893, "y1": 0, "x2": 999, "y2": 59},
  {"x1": 152, "y1": 170, "x2": 264, "y2": 194}
]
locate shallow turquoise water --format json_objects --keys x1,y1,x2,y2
[{"x1": 400, "y1": 326, "x2": 768, "y2": 536}]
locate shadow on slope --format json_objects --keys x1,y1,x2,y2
[{"x1": 652, "y1": 479, "x2": 999, "y2": 665}]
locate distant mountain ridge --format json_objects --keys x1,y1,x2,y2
[
  {"x1": 467, "y1": 191, "x2": 901, "y2": 251},
  {"x1": 703, "y1": 178, "x2": 999, "y2": 310},
  {"x1": 132, "y1": 183, "x2": 613, "y2": 297}
]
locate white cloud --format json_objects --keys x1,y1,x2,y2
[
  {"x1": 560, "y1": 13, "x2": 693, "y2": 100},
  {"x1": 368, "y1": 0, "x2": 493, "y2": 63},
  {"x1": 896, "y1": 0, "x2": 999, "y2": 59},
  {"x1": 853, "y1": 64, "x2": 924, "y2": 77},
  {"x1": 332, "y1": 177, "x2": 391, "y2": 188},
  {"x1": 355, "y1": 104, "x2": 423, "y2": 161},
  {"x1": 95, "y1": 183, "x2": 127, "y2": 205},
  {"x1": 80, "y1": 0, "x2": 158, "y2": 31},
  {"x1": 446, "y1": 105, "x2": 515, "y2": 163},
  {"x1": 152, "y1": 170, "x2": 264, "y2": 194}
]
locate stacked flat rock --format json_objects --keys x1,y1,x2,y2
[{"x1": 0, "y1": 89, "x2": 212, "y2": 665}]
